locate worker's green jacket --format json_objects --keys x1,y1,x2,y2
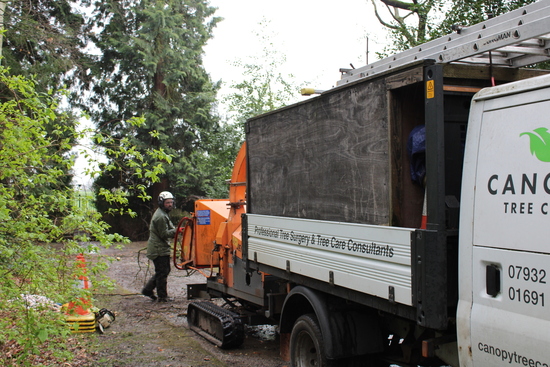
[{"x1": 146, "y1": 207, "x2": 176, "y2": 260}]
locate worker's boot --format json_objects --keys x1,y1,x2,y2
[{"x1": 141, "y1": 288, "x2": 157, "y2": 301}]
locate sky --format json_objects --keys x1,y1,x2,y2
[
  {"x1": 202, "y1": 0, "x2": 387, "y2": 105},
  {"x1": 73, "y1": 1, "x2": 388, "y2": 188}
]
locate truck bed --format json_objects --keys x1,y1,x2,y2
[{"x1": 246, "y1": 214, "x2": 415, "y2": 306}]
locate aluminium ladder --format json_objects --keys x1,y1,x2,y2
[{"x1": 338, "y1": 0, "x2": 550, "y2": 86}]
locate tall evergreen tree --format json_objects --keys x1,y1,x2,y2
[
  {"x1": 83, "y1": 0, "x2": 222, "y2": 238},
  {"x1": 2, "y1": 0, "x2": 91, "y2": 194},
  {"x1": 2, "y1": 0, "x2": 91, "y2": 92}
]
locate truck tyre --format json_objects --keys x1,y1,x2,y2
[{"x1": 290, "y1": 313, "x2": 335, "y2": 367}]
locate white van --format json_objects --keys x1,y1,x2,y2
[{"x1": 458, "y1": 74, "x2": 550, "y2": 366}]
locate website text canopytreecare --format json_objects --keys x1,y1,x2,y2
[{"x1": 478, "y1": 342, "x2": 548, "y2": 366}]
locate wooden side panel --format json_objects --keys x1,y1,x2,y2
[
  {"x1": 247, "y1": 77, "x2": 390, "y2": 225},
  {"x1": 389, "y1": 83, "x2": 425, "y2": 228}
]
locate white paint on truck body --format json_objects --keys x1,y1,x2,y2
[
  {"x1": 458, "y1": 73, "x2": 550, "y2": 367},
  {"x1": 247, "y1": 214, "x2": 415, "y2": 306}
]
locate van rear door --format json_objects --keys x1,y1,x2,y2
[{"x1": 458, "y1": 74, "x2": 550, "y2": 367}]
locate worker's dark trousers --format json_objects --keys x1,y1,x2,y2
[{"x1": 143, "y1": 255, "x2": 171, "y2": 299}]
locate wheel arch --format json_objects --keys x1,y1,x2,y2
[{"x1": 280, "y1": 285, "x2": 383, "y2": 359}]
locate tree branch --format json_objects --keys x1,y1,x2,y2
[
  {"x1": 379, "y1": 0, "x2": 416, "y2": 11},
  {"x1": 371, "y1": 0, "x2": 399, "y2": 30}
]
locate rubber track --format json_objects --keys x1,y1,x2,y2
[{"x1": 187, "y1": 301, "x2": 244, "y2": 349}]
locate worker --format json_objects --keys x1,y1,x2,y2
[{"x1": 142, "y1": 191, "x2": 176, "y2": 302}]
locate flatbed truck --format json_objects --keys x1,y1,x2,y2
[{"x1": 174, "y1": 2, "x2": 550, "y2": 365}]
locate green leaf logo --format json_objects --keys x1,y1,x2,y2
[{"x1": 520, "y1": 127, "x2": 550, "y2": 162}]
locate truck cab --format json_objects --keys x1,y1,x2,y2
[{"x1": 458, "y1": 74, "x2": 550, "y2": 366}]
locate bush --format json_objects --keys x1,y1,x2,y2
[{"x1": 0, "y1": 65, "x2": 165, "y2": 365}]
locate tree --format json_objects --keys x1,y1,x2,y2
[
  {"x1": 187, "y1": 121, "x2": 243, "y2": 200},
  {"x1": 224, "y1": 24, "x2": 302, "y2": 126},
  {"x1": 371, "y1": 0, "x2": 443, "y2": 52},
  {"x1": 208, "y1": 26, "x2": 304, "y2": 205},
  {"x1": 2, "y1": 0, "x2": 98, "y2": 199},
  {"x1": 371, "y1": 0, "x2": 536, "y2": 54},
  {"x1": 214, "y1": 26, "x2": 305, "y2": 203},
  {"x1": 433, "y1": 0, "x2": 536, "y2": 39},
  {"x1": 0, "y1": 66, "x2": 166, "y2": 365},
  {"x1": 225, "y1": 58, "x2": 298, "y2": 125},
  {"x1": 81, "y1": 0, "x2": 223, "y2": 238},
  {"x1": 0, "y1": 1, "x2": 6, "y2": 58},
  {"x1": 2, "y1": 0, "x2": 91, "y2": 93}
]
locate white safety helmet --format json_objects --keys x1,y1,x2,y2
[{"x1": 158, "y1": 191, "x2": 174, "y2": 207}]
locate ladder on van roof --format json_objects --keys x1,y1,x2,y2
[{"x1": 338, "y1": 0, "x2": 550, "y2": 85}]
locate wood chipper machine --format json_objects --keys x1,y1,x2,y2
[{"x1": 172, "y1": 143, "x2": 282, "y2": 349}]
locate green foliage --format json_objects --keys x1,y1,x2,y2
[
  {"x1": 373, "y1": 0, "x2": 536, "y2": 55},
  {"x1": 0, "y1": 65, "x2": 166, "y2": 364},
  {"x1": 225, "y1": 60, "x2": 297, "y2": 123},
  {"x1": 2, "y1": 0, "x2": 93, "y2": 193},
  {"x1": 73, "y1": 189, "x2": 96, "y2": 214},
  {"x1": 207, "y1": 25, "x2": 304, "y2": 202},
  {"x1": 432, "y1": 0, "x2": 536, "y2": 40},
  {"x1": 2, "y1": 0, "x2": 92, "y2": 93},
  {"x1": 201, "y1": 24, "x2": 304, "y2": 202},
  {"x1": 0, "y1": 66, "x2": 87, "y2": 365},
  {"x1": 81, "y1": 0, "x2": 232, "y2": 238},
  {"x1": 184, "y1": 121, "x2": 243, "y2": 199},
  {"x1": 372, "y1": 0, "x2": 445, "y2": 55},
  {"x1": 224, "y1": 23, "x2": 302, "y2": 125}
]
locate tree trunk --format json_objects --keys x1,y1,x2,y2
[
  {"x1": 152, "y1": 178, "x2": 170, "y2": 208},
  {"x1": 0, "y1": 0, "x2": 7, "y2": 60}
]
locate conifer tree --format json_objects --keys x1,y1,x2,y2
[
  {"x1": 83, "y1": 0, "x2": 222, "y2": 238},
  {"x1": 2, "y1": 0, "x2": 91, "y2": 92},
  {"x1": 2, "y1": 0, "x2": 92, "y2": 194}
]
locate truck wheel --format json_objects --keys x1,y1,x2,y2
[{"x1": 290, "y1": 313, "x2": 335, "y2": 367}]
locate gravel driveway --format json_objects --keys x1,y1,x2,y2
[{"x1": 87, "y1": 241, "x2": 288, "y2": 367}]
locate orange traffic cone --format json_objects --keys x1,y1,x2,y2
[
  {"x1": 64, "y1": 253, "x2": 95, "y2": 333},
  {"x1": 420, "y1": 188, "x2": 427, "y2": 229},
  {"x1": 66, "y1": 253, "x2": 92, "y2": 315}
]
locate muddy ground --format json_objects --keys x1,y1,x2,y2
[{"x1": 85, "y1": 241, "x2": 288, "y2": 367}]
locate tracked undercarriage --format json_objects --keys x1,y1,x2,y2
[{"x1": 186, "y1": 301, "x2": 244, "y2": 349}]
